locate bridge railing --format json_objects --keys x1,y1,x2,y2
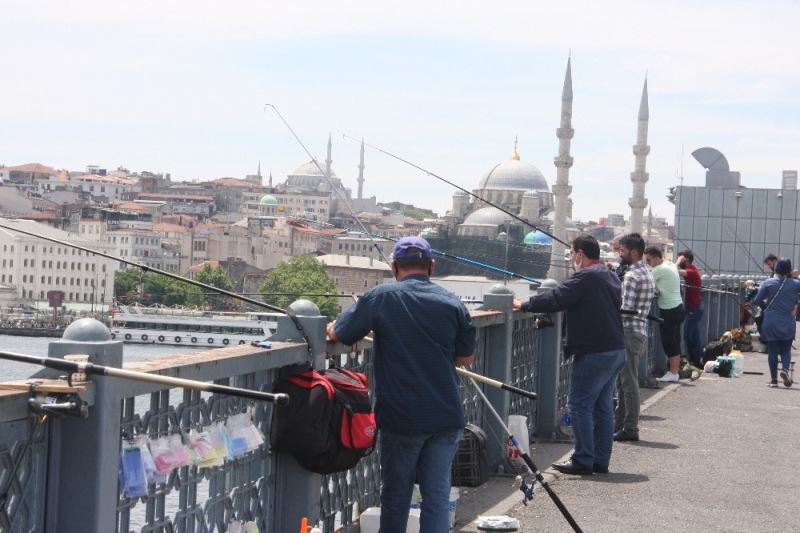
[{"x1": 0, "y1": 278, "x2": 747, "y2": 533}]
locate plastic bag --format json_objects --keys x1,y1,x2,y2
[
  {"x1": 226, "y1": 409, "x2": 265, "y2": 457},
  {"x1": 120, "y1": 442, "x2": 148, "y2": 498},
  {"x1": 506, "y1": 415, "x2": 531, "y2": 473}
]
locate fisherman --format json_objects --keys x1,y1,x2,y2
[
  {"x1": 513, "y1": 234, "x2": 626, "y2": 475},
  {"x1": 614, "y1": 233, "x2": 656, "y2": 442},
  {"x1": 327, "y1": 236, "x2": 476, "y2": 533},
  {"x1": 676, "y1": 250, "x2": 704, "y2": 368},
  {"x1": 644, "y1": 246, "x2": 685, "y2": 382}
]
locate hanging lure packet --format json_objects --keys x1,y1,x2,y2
[
  {"x1": 150, "y1": 434, "x2": 190, "y2": 474},
  {"x1": 188, "y1": 428, "x2": 217, "y2": 467},
  {"x1": 205, "y1": 422, "x2": 234, "y2": 463},
  {"x1": 226, "y1": 520, "x2": 259, "y2": 533},
  {"x1": 138, "y1": 435, "x2": 167, "y2": 485},
  {"x1": 225, "y1": 408, "x2": 265, "y2": 457},
  {"x1": 120, "y1": 440, "x2": 148, "y2": 498}
]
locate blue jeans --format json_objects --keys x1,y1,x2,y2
[
  {"x1": 379, "y1": 428, "x2": 461, "y2": 533},
  {"x1": 766, "y1": 339, "x2": 793, "y2": 382},
  {"x1": 569, "y1": 349, "x2": 626, "y2": 468},
  {"x1": 684, "y1": 305, "x2": 704, "y2": 366}
]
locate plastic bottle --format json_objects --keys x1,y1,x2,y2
[{"x1": 732, "y1": 348, "x2": 744, "y2": 377}]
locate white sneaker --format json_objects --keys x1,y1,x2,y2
[{"x1": 656, "y1": 371, "x2": 680, "y2": 382}]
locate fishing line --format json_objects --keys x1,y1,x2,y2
[
  {"x1": 265, "y1": 105, "x2": 391, "y2": 266},
  {"x1": 342, "y1": 134, "x2": 570, "y2": 247}
]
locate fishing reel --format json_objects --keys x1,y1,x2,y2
[
  {"x1": 515, "y1": 475, "x2": 535, "y2": 505},
  {"x1": 28, "y1": 393, "x2": 88, "y2": 418},
  {"x1": 533, "y1": 314, "x2": 555, "y2": 329}
]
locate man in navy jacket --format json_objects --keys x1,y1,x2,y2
[{"x1": 514, "y1": 234, "x2": 626, "y2": 475}]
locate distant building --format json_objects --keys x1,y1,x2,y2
[
  {"x1": 674, "y1": 148, "x2": 800, "y2": 273},
  {"x1": 315, "y1": 254, "x2": 392, "y2": 296},
  {"x1": 0, "y1": 218, "x2": 118, "y2": 305}
]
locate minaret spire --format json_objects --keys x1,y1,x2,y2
[
  {"x1": 357, "y1": 137, "x2": 365, "y2": 199},
  {"x1": 325, "y1": 132, "x2": 333, "y2": 177},
  {"x1": 268, "y1": 170, "x2": 273, "y2": 187},
  {"x1": 629, "y1": 77, "x2": 650, "y2": 234},
  {"x1": 511, "y1": 135, "x2": 520, "y2": 160},
  {"x1": 548, "y1": 55, "x2": 575, "y2": 282},
  {"x1": 257, "y1": 160, "x2": 262, "y2": 177}
]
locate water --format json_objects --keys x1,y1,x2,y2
[{"x1": 0, "y1": 334, "x2": 204, "y2": 381}]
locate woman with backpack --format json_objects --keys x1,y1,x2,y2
[{"x1": 753, "y1": 258, "x2": 800, "y2": 388}]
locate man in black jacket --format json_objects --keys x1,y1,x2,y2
[{"x1": 514, "y1": 234, "x2": 626, "y2": 475}]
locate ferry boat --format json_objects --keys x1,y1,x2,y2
[{"x1": 110, "y1": 305, "x2": 278, "y2": 347}]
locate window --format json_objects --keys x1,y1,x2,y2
[
  {"x1": 31, "y1": 260, "x2": 34, "y2": 268},
  {"x1": 24, "y1": 245, "x2": 28, "y2": 252},
  {"x1": 41, "y1": 276, "x2": 45, "y2": 283},
  {"x1": 48, "y1": 277, "x2": 51, "y2": 283},
  {"x1": 23, "y1": 259, "x2": 27, "y2": 267}
]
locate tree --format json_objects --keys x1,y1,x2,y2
[
  {"x1": 259, "y1": 256, "x2": 340, "y2": 319},
  {"x1": 195, "y1": 264, "x2": 235, "y2": 309},
  {"x1": 114, "y1": 268, "x2": 205, "y2": 307}
]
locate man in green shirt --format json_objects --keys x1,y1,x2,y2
[{"x1": 644, "y1": 247, "x2": 685, "y2": 382}]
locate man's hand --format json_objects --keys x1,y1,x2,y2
[
  {"x1": 512, "y1": 299, "x2": 524, "y2": 310},
  {"x1": 326, "y1": 321, "x2": 338, "y2": 342}
]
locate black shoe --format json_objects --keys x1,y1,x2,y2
[
  {"x1": 593, "y1": 464, "x2": 609, "y2": 474},
  {"x1": 613, "y1": 430, "x2": 639, "y2": 442},
  {"x1": 552, "y1": 460, "x2": 593, "y2": 475}
]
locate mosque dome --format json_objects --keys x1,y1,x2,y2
[
  {"x1": 524, "y1": 230, "x2": 553, "y2": 245},
  {"x1": 291, "y1": 160, "x2": 337, "y2": 178},
  {"x1": 461, "y1": 206, "x2": 510, "y2": 227},
  {"x1": 477, "y1": 159, "x2": 549, "y2": 192},
  {"x1": 259, "y1": 194, "x2": 278, "y2": 205}
]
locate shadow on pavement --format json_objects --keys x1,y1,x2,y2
[
  {"x1": 625, "y1": 440, "x2": 678, "y2": 449},
  {"x1": 639, "y1": 414, "x2": 665, "y2": 421},
  {"x1": 588, "y1": 472, "x2": 649, "y2": 484}
]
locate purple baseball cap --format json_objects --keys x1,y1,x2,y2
[{"x1": 392, "y1": 236, "x2": 432, "y2": 260}]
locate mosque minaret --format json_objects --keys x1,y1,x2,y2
[
  {"x1": 628, "y1": 77, "x2": 650, "y2": 234},
  {"x1": 549, "y1": 56, "x2": 575, "y2": 281},
  {"x1": 357, "y1": 138, "x2": 365, "y2": 200}
]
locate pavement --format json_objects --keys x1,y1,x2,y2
[{"x1": 454, "y1": 348, "x2": 800, "y2": 533}]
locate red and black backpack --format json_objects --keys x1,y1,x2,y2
[{"x1": 270, "y1": 367, "x2": 377, "y2": 474}]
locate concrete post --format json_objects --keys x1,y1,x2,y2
[
  {"x1": 708, "y1": 275, "x2": 720, "y2": 340},
  {"x1": 534, "y1": 280, "x2": 563, "y2": 440},
  {"x1": 481, "y1": 285, "x2": 515, "y2": 469},
  {"x1": 273, "y1": 300, "x2": 327, "y2": 532},
  {"x1": 46, "y1": 318, "x2": 123, "y2": 533},
  {"x1": 699, "y1": 274, "x2": 711, "y2": 346}
]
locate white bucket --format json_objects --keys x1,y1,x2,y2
[{"x1": 407, "y1": 485, "x2": 460, "y2": 531}]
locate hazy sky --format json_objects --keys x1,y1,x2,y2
[{"x1": 3, "y1": 1, "x2": 799, "y2": 222}]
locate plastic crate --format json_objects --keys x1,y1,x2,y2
[{"x1": 451, "y1": 423, "x2": 489, "y2": 487}]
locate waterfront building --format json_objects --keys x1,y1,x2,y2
[
  {"x1": 0, "y1": 217, "x2": 118, "y2": 305},
  {"x1": 314, "y1": 254, "x2": 392, "y2": 300}
]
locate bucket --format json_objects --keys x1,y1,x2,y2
[{"x1": 408, "y1": 485, "x2": 460, "y2": 531}]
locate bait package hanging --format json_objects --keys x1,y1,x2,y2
[
  {"x1": 120, "y1": 443, "x2": 148, "y2": 498},
  {"x1": 208, "y1": 422, "x2": 234, "y2": 462},
  {"x1": 226, "y1": 520, "x2": 260, "y2": 533},
  {"x1": 188, "y1": 429, "x2": 215, "y2": 466},
  {"x1": 226, "y1": 409, "x2": 265, "y2": 457},
  {"x1": 138, "y1": 436, "x2": 166, "y2": 485},
  {"x1": 150, "y1": 435, "x2": 190, "y2": 474}
]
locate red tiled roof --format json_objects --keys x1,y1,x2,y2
[
  {"x1": 138, "y1": 193, "x2": 214, "y2": 202},
  {"x1": 212, "y1": 178, "x2": 259, "y2": 188},
  {"x1": 153, "y1": 223, "x2": 187, "y2": 234},
  {"x1": 189, "y1": 260, "x2": 220, "y2": 272},
  {"x1": 5, "y1": 163, "x2": 57, "y2": 174},
  {"x1": 19, "y1": 211, "x2": 56, "y2": 220}
]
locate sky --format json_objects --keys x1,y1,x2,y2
[{"x1": 2, "y1": 1, "x2": 799, "y2": 223}]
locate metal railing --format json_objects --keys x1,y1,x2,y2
[{"x1": 0, "y1": 278, "x2": 747, "y2": 532}]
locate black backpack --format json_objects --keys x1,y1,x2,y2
[{"x1": 271, "y1": 367, "x2": 377, "y2": 474}]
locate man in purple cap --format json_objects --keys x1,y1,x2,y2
[{"x1": 328, "y1": 235, "x2": 476, "y2": 533}]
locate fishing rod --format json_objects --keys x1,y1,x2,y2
[
  {"x1": 265, "y1": 104, "x2": 392, "y2": 266},
  {"x1": 722, "y1": 220, "x2": 766, "y2": 275},
  {"x1": 0, "y1": 221, "x2": 316, "y2": 355},
  {"x1": 0, "y1": 351, "x2": 290, "y2": 405},
  {"x1": 361, "y1": 335, "x2": 538, "y2": 400},
  {"x1": 4, "y1": 221, "x2": 530, "y2": 403},
  {"x1": 289, "y1": 216, "x2": 546, "y2": 284},
  {"x1": 466, "y1": 377, "x2": 582, "y2": 532},
  {"x1": 342, "y1": 134, "x2": 570, "y2": 247}
]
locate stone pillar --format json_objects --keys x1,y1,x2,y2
[
  {"x1": 549, "y1": 57, "x2": 574, "y2": 282},
  {"x1": 273, "y1": 300, "x2": 327, "y2": 532},
  {"x1": 628, "y1": 78, "x2": 650, "y2": 234},
  {"x1": 481, "y1": 285, "x2": 515, "y2": 469},
  {"x1": 47, "y1": 318, "x2": 123, "y2": 533},
  {"x1": 533, "y1": 280, "x2": 563, "y2": 440}
]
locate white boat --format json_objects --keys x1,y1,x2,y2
[{"x1": 109, "y1": 305, "x2": 278, "y2": 347}]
